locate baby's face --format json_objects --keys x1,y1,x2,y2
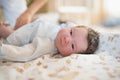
[{"x1": 55, "y1": 27, "x2": 88, "y2": 56}]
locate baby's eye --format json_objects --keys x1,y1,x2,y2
[
  {"x1": 70, "y1": 30, "x2": 72, "y2": 35},
  {"x1": 71, "y1": 44, "x2": 74, "y2": 49}
]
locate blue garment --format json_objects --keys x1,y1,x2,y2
[{"x1": 0, "y1": 0, "x2": 27, "y2": 28}]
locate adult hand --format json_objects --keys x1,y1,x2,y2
[
  {"x1": 14, "y1": 11, "x2": 32, "y2": 30},
  {"x1": 14, "y1": 0, "x2": 48, "y2": 30}
]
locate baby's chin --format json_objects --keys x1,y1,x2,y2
[{"x1": 59, "y1": 51, "x2": 72, "y2": 57}]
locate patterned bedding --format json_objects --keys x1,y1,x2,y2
[
  {"x1": 0, "y1": 53, "x2": 119, "y2": 80},
  {"x1": 0, "y1": 13, "x2": 120, "y2": 80}
]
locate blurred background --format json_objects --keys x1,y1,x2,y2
[{"x1": 1, "y1": 0, "x2": 120, "y2": 28}]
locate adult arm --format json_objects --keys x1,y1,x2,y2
[{"x1": 14, "y1": 0, "x2": 48, "y2": 30}]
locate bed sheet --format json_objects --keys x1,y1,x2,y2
[{"x1": 0, "y1": 52, "x2": 120, "y2": 80}]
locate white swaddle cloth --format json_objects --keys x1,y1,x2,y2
[{"x1": 0, "y1": 19, "x2": 59, "y2": 61}]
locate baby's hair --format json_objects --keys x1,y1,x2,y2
[{"x1": 76, "y1": 26, "x2": 99, "y2": 54}]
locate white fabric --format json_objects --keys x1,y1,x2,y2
[
  {"x1": 0, "y1": 19, "x2": 76, "y2": 61},
  {"x1": 0, "y1": 0, "x2": 27, "y2": 28},
  {"x1": 2, "y1": 37, "x2": 56, "y2": 61}
]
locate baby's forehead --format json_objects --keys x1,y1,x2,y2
[
  {"x1": 73, "y1": 26, "x2": 88, "y2": 31},
  {"x1": 65, "y1": 26, "x2": 88, "y2": 33}
]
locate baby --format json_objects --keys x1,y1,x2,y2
[{"x1": 0, "y1": 19, "x2": 99, "y2": 62}]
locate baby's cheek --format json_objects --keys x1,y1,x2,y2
[{"x1": 61, "y1": 48, "x2": 72, "y2": 56}]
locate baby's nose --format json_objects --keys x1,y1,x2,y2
[{"x1": 64, "y1": 37, "x2": 70, "y2": 45}]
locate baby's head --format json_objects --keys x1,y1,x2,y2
[{"x1": 55, "y1": 25, "x2": 99, "y2": 56}]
